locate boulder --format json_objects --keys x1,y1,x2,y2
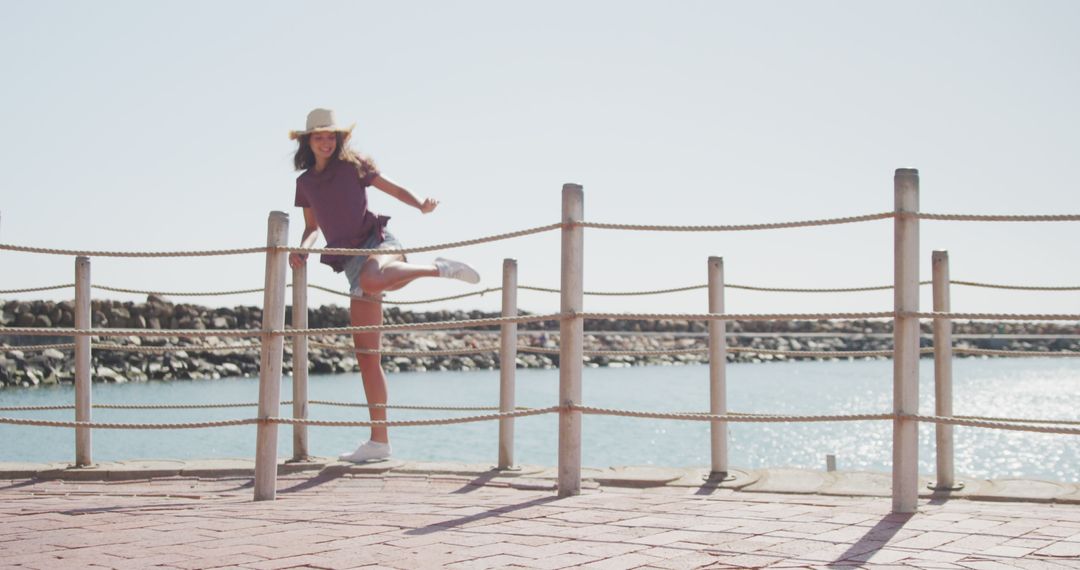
[{"x1": 42, "y1": 348, "x2": 66, "y2": 361}]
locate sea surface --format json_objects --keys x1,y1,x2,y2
[{"x1": 1, "y1": 358, "x2": 1078, "y2": 482}]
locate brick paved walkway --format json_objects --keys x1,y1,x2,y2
[{"x1": 3, "y1": 472, "x2": 1080, "y2": 569}]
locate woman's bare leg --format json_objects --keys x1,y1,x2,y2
[
  {"x1": 359, "y1": 254, "x2": 438, "y2": 295},
  {"x1": 351, "y1": 295, "x2": 389, "y2": 443}
]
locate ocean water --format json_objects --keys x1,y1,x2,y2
[{"x1": 1, "y1": 358, "x2": 1078, "y2": 482}]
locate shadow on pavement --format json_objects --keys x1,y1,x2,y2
[
  {"x1": 406, "y1": 495, "x2": 562, "y2": 536},
  {"x1": 827, "y1": 512, "x2": 913, "y2": 568}
]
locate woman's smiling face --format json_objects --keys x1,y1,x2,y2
[{"x1": 308, "y1": 131, "x2": 338, "y2": 163}]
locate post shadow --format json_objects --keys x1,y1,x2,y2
[{"x1": 827, "y1": 512, "x2": 914, "y2": 568}]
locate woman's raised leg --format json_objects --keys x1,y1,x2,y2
[
  {"x1": 359, "y1": 255, "x2": 438, "y2": 295},
  {"x1": 359, "y1": 253, "x2": 479, "y2": 295}
]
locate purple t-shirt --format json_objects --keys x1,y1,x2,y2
[{"x1": 294, "y1": 158, "x2": 389, "y2": 271}]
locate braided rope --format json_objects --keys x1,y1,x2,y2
[
  {"x1": 6, "y1": 410, "x2": 1077, "y2": 433},
  {"x1": 0, "y1": 416, "x2": 259, "y2": 429},
  {"x1": 0, "y1": 401, "x2": 259, "y2": 410},
  {"x1": 305, "y1": 284, "x2": 353, "y2": 298},
  {"x1": 290, "y1": 223, "x2": 563, "y2": 256},
  {"x1": 729, "y1": 283, "x2": 896, "y2": 293},
  {"x1": 6, "y1": 276, "x2": 1071, "y2": 300},
  {"x1": 912, "y1": 311, "x2": 1080, "y2": 321},
  {"x1": 953, "y1": 414, "x2": 1080, "y2": 426},
  {"x1": 91, "y1": 343, "x2": 257, "y2": 353},
  {"x1": 579, "y1": 311, "x2": 895, "y2": 322},
  {"x1": 1, "y1": 343, "x2": 77, "y2": 351},
  {"x1": 0, "y1": 224, "x2": 561, "y2": 260},
  {"x1": 907, "y1": 414, "x2": 1080, "y2": 435},
  {"x1": 269, "y1": 406, "x2": 559, "y2": 427},
  {"x1": 0, "y1": 243, "x2": 267, "y2": 258},
  {"x1": 0, "y1": 343, "x2": 260, "y2": 353},
  {"x1": 511, "y1": 280, "x2": 1080, "y2": 295},
  {"x1": 953, "y1": 347, "x2": 1080, "y2": 357},
  {"x1": 375, "y1": 288, "x2": 504, "y2": 305},
  {"x1": 284, "y1": 313, "x2": 561, "y2": 336},
  {"x1": 10, "y1": 340, "x2": 1074, "y2": 359},
  {"x1": 2, "y1": 211, "x2": 1076, "y2": 263},
  {"x1": 0, "y1": 326, "x2": 261, "y2": 338},
  {"x1": 94, "y1": 285, "x2": 265, "y2": 296},
  {"x1": 0, "y1": 406, "x2": 559, "y2": 430},
  {"x1": 578, "y1": 212, "x2": 895, "y2": 232},
  {"x1": 951, "y1": 280, "x2": 1080, "y2": 292},
  {"x1": 328, "y1": 343, "x2": 501, "y2": 356},
  {"x1": 0, "y1": 400, "x2": 521, "y2": 412},
  {"x1": 917, "y1": 213, "x2": 1080, "y2": 222},
  {"x1": 8, "y1": 340, "x2": 1076, "y2": 359},
  {"x1": 308, "y1": 400, "x2": 519, "y2": 411},
  {"x1": 0, "y1": 313, "x2": 562, "y2": 338},
  {"x1": 728, "y1": 347, "x2": 894, "y2": 358},
  {"x1": 573, "y1": 405, "x2": 894, "y2": 423},
  {"x1": 526, "y1": 284, "x2": 709, "y2": 296},
  {"x1": 0, "y1": 283, "x2": 75, "y2": 294},
  {"x1": 308, "y1": 284, "x2": 503, "y2": 304}
]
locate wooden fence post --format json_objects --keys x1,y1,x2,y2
[
  {"x1": 254, "y1": 211, "x2": 289, "y2": 501},
  {"x1": 558, "y1": 183, "x2": 584, "y2": 497},
  {"x1": 893, "y1": 168, "x2": 921, "y2": 513},
  {"x1": 708, "y1": 256, "x2": 729, "y2": 476},
  {"x1": 498, "y1": 258, "x2": 518, "y2": 470},
  {"x1": 291, "y1": 260, "x2": 309, "y2": 461},
  {"x1": 74, "y1": 256, "x2": 92, "y2": 467},
  {"x1": 931, "y1": 250, "x2": 962, "y2": 490}
]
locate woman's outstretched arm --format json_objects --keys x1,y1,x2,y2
[{"x1": 371, "y1": 175, "x2": 438, "y2": 214}]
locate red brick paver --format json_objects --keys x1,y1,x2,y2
[{"x1": 2, "y1": 474, "x2": 1080, "y2": 569}]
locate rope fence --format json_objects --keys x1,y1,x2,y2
[
  {"x1": 908, "y1": 414, "x2": 1080, "y2": 435},
  {"x1": 5, "y1": 278, "x2": 1079, "y2": 299},
  {"x1": 0, "y1": 406, "x2": 560, "y2": 430},
  {"x1": 2, "y1": 210, "x2": 1076, "y2": 262},
  {"x1": 4, "y1": 408, "x2": 1078, "y2": 434},
  {"x1": 577, "y1": 212, "x2": 896, "y2": 232},
  {"x1": 4, "y1": 180, "x2": 1080, "y2": 508},
  {"x1": 0, "y1": 400, "x2": 523, "y2": 412},
  {"x1": 5, "y1": 340, "x2": 1077, "y2": 359}
]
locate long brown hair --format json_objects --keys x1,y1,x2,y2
[{"x1": 293, "y1": 132, "x2": 377, "y2": 178}]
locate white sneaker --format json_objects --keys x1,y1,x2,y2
[
  {"x1": 338, "y1": 440, "x2": 391, "y2": 463},
  {"x1": 434, "y1": 257, "x2": 480, "y2": 284}
]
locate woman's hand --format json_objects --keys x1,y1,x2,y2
[
  {"x1": 419, "y1": 198, "x2": 439, "y2": 214},
  {"x1": 289, "y1": 252, "x2": 308, "y2": 269}
]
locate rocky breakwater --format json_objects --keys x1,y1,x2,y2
[{"x1": 2, "y1": 297, "x2": 1078, "y2": 388}]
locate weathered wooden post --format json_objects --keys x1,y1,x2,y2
[
  {"x1": 893, "y1": 168, "x2": 920, "y2": 513},
  {"x1": 291, "y1": 260, "x2": 310, "y2": 461},
  {"x1": 931, "y1": 250, "x2": 962, "y2": 490},
  {"x1": 559, "y1": 183, "x2": 584, "y2": 497},
  {"x1": 498, "y1": 258, "x2": 518, "y2": 469},
  {"x1": 74, "y1": 256, "x2": 92, "y2": 467},
  {"x1": 708, "y1": 256, "x2": 729, "y2": 476},
  {"x1": 254, "y1": 211, "x2": 289, "y2": 501}
]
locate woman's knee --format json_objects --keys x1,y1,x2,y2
[
  {"x1": 356, "y1": 353, "x2": 382, "y2": 370},
  {"x1": 358, "y1": 260, "x2": 390, "y2": 294},
  {"x1": 357, "y1": 271, "x2": 380, "y2": 295}
]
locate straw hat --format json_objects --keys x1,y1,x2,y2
[{"x1": 288, "y1": 108, "x2": 355, "y2": 140}]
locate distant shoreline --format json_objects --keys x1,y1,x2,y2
[{"x1": 2, "y1": 297, "x2": 1078, "y2": 388}]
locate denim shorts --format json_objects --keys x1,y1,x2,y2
[{"x1": 343, "y1": 230, "x2": 404, "y2": 298}]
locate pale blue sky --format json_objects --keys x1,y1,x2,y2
[{"x1": 2, "y1": 1, "x2": 1078, "y2": 317}]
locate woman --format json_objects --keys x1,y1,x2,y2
[{"x1": 289, "y1": 108, "x2": 479, "y2": 462}]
